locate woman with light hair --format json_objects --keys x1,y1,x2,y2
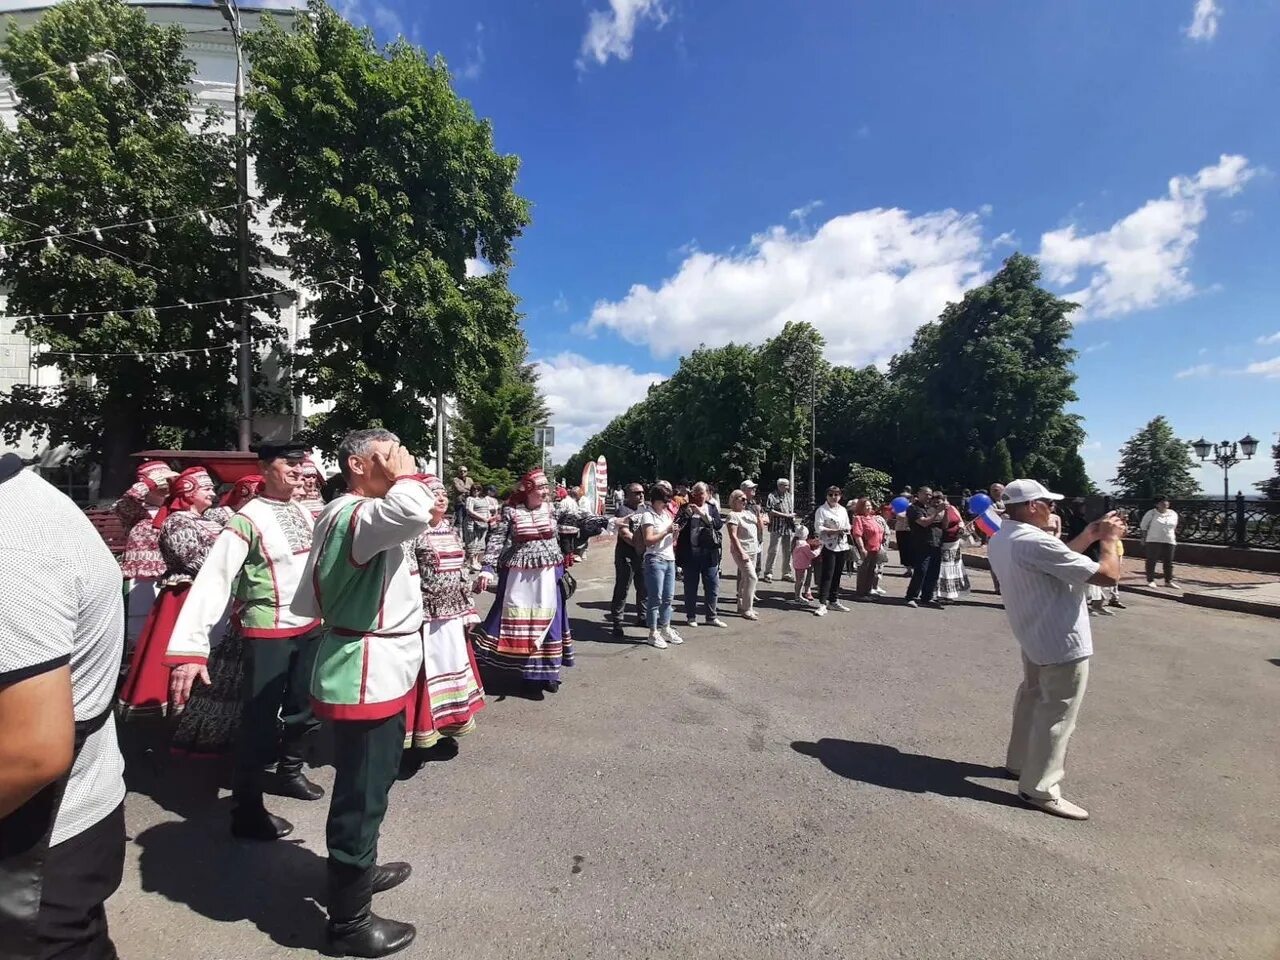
[{"x1": 725, "y1": 489, "x2": 761, "y2": 620}]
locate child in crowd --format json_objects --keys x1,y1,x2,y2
[{"x1": 790, "y1": 524, "x2": 821, "y2": 604}]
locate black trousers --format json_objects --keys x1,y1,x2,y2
[
  {"x1": 1145, "y1": 542, "x2": 1176, "y2": 582},
  {"x1": 37, "y1": 802, "x2": 125, "y2": 960},
  {"x1": 816, "y1": 547, "x2": 845, "y2": 605},
  {"x1": 233, "y1": 631, "x2": 321, "y2": 805},
  {"x1": 326, "y1": 712, "x2": 407, "y2": 871},
  {"x1": 907, "y1": 546, "x2": 943, "y2": 603},
  {"x1": 610, "y1": 547, "x2": 647, "y2": 622}
]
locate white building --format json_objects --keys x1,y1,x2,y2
[{"x1": 0, "y1": 0, "x2": 321, "y2": 492}]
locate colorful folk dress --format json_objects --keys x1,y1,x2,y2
[
  {"x1": 404, "y1": 520, "x2": 485, "y2": 749},
  {"x1": 115, "y1": 485, "x2": 165, "y2": 647},
  {"x1": 472, "y1": 503, "x2": 605, "y2": 686},
  {"x1": 118, "y1": 508, "x2": 229, "y2": 716}
]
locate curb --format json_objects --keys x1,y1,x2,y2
[{"x1": 961, "y1": 552, "x2": 1280, "y2": 620}]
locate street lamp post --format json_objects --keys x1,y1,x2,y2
[
  {"x1": 215, "y1": 0, "x2": 253, "y2": 451},
  {"x1": 1191, "y1": 434, "x2": 1259, "y2": 539}
]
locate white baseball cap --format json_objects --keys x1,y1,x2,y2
[
  {"x1": 740, "y1": 479, "x2": 757, "y2": 490},
  {"x1": 1001, "y1": 479, "x2": 1064, "y2": 505}
]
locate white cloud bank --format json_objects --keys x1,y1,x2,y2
[
  {"x1": 1185, "y1": 0, "x2": 1222, "y2": 41},
  {"x1": 531, "y1": 352, "x2": 666, "y2": 464},
  {"x1": 578, "y1": 0, "x2": 669, "y2": 70},
  {"x1": 585, "y1": 208, "x2": 987, "y2": 366},
  {"x1": 1038, "y1": 154, "x2": 1255, "y2": 319}
]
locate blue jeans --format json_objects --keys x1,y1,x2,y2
[
  {"x1": 683, "y1": 557, "x2": 720, "y2": 622},
  {"x1": 643, "y1": 555, "x2": 676, "y2": 630}
]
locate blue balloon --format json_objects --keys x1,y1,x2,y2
[
  {"x1": 967, "y1": 493, "x2": 993, "y2": 515},
  {"x1": 890, "y1": 496, "x2": 911, "y2": 514}
]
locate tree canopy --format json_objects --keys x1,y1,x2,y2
[
  {"x1": 1111, "y1": 415, "x2": 1202, "y2": 500},
  {"x1": 246, "y1": 0, "x2": 531, "y2": 455},
  {"x1": 1256, "y1": 442, "x2": 1280, "y2": 500},
  {"x1": 0, "y1": 0, "x2": 277, "y2": 491}
]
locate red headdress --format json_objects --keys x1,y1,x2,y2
[
  {"x1": 299, "y1": 457, "x2": 323, "y2": 480},
  {"x1": 220, "y1": 473, "x2": 263, "y2": 510},
  {"x1": 153, "y1": 466, "x2": 214, "y2": 528},
  {"x1": 136, "y1": 459, "x2": 179, "y2": 493},
  {"x1": 507, "y1": 468, "x2": 548, "y2": 507}
]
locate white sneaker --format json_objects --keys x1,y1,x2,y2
[
  {"x1": 1166, "y1": 580, "x2": 1181, "y2": 590},
  {"x1": 705, "y1": 618, "x2": 728, "y2": 628},
  {"x1": 762, "y1": 574, "x2": 773, "y2": 583},
  {"x1": 872, "y1": 587, "x2": 888, "y2": 597},
  {"x1": 1147, "y1": 580, "x2": 1157, "y2": 588},
  {"x1": 741, "y1": 610, "x2": 759, "y2": 621},
  {"x1": 831, "y1": 601, "x2": 850, "y2": 612},
  {"x1": 662, "y1": 626, "x2": 684, "y2": 645},
  {"x1": 813, "y1": 604, "x2": 827, "y2": 617},
  {"x1": 648, "y1": 631, "x2": 668, "y2": 649},
  {"x1": 684, "y1": 619, "x2": 698, "y2": 628},
  {"x1": 1018, "y1": 792, "x2": 1089, "y2": 821}
]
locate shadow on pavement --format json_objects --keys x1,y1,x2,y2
[
  {"x1": 134, "y1": 815, "x2": 327, "y2": 951},
  {"x1": 791, "y1": 738, "x2": 1022, "y2": 809},
  {"x1": 1268, "y1": 658, "x2": 1280, "y2": 668}
]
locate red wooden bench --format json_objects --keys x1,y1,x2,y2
[{"x1": 86, "y1": 509, "x2": 128, "y2": 557}]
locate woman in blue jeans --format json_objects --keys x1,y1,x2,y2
[{"x1": 636, "y1": 484, "x2": 683, "y2": 649}]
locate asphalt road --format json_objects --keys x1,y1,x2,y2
[{"x1": 108, "y1": 549, "x2": 1280, "y2": 960}]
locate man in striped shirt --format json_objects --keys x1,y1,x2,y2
[{"x1": 988, "y1": 479, "x2": 1125, "y2": 821}]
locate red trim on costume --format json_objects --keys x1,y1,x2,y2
[
  {"x1": 239, "y1": 621, "x2": 319, "y2": 639},
  {"x1": 347, "y1": 501, "x2": 371, "y2": 569},
  {"x1": 162, "y1": 654, "x2": 209, "y2": 667},
  {"x1": 359, "y1": 639, "x2": 370, "y2": 704},
  {"x1": 310, "y1": 694, "x2": 409, "y2": 722},
  {"x1": 241, "y1": 514, "x2": 282, "y2": 630}
]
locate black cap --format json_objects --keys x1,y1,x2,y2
[{"x1": 253, "y1": 440, "x2": 309, "y2": 463}]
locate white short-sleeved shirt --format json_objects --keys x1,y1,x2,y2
[
  {"x1": 0, "y1": 465, "x2": 126, "y2": 845},
  {"x1": 727, "y1": 510, "x2": 760, "y2": 556},
  {"x1": 987, "y1": 518, "x2": 1099, "y2": 665},
  {"x1": 636, "y1": 507, "x2": 676, "y2": 561}
]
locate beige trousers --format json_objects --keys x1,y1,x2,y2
[
  {"x1": 1005, "y1": 653, "x2": 1090, "y2": 801},
  {"x1": 735, "y1": 554, "x2": 759, "y2": 615}
]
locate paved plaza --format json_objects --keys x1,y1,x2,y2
[{"x1": 108, "y1": 550, "x2": 1279, "y2": 960}]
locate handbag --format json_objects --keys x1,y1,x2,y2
[{"x1": 560, "y1": 568, "x2": 577, "y2": 602}]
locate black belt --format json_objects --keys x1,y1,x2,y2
[{"x1": 0, "y1": 703, "x2": 113, "y2": 959}]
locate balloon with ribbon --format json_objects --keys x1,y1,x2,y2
[{"x1": 967, "y1": 493, "x2": 993, "y2": 516}]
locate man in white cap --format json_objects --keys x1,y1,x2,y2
[
  {"x1": 740, "y1": 480, "x2": 766, "y2": 575},
  {"x1": 987, "y1": 479, "x2": 1125, "y2": 821}
]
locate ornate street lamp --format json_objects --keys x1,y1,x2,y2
[{"x1": 1190, "y1": 434, "x2": 1257, "y2": 539}]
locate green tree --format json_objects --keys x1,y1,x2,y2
[
  {"x1": 1111, "y1": 416, "x2": 1201, "y2": 500},
  {"x1": 448, "y1": 332, "x2": 547, "y2": 492},
  {"x1": 0, "y1": 0, "x2": 278, "y2": 492},
  {"x1": 246, "y1": 1, "x2": 530, "y2": 455},
  {"x1": 565, "y1": 400, "x2": 657, "y2": 487},
  {"x1": 843, "y1": 463, "x2": 893, "y2": 502},
  {"x1": 756, "y1": 321, "x2": 829, "y2": 488},
  {"x1": 1256, "y1": 442, "x2": 1280, "y2": 500},
  {"x1": 888, "y1": 253, "x2": 1084, "y2": 489},
  {"x1": 814, "y1": 364, "x2": 892, "y2": 494}
]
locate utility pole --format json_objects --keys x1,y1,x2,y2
[
  {"x1": 436, "y1": 393, "x2": 447, "y2": 478},
  {"x1": 217, "y1": 0, "x2": 253, "y2": 451}
]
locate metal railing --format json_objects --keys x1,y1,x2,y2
[{"x1": 1105, "y1": 496, "x2": 1280, "y2": 550}]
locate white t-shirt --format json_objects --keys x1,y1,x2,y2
[
  {"x1": 987, "y1": 518, "x2": 1099, "y2": 666},
  {"x1": 727, "y1": 510, "x2": 760, "y2": 556},
  {"x1": 1140, "y1": 509, "x2": 1178, "y2": 545},
  {"x1": 0, "y1": 464, "x2": 126, "y2": 846},
  {"x1": 814, "y1": 502, "x2": 852, "y2": 551},
  {"x1": 636, "y1": 507, "x2": 676, "y2": 561}
]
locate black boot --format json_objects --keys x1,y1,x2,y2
[
  {"x1": 327, "y1": 862, "x2": 416, "y2": 958},
  {"x1": 274, "y1": 758, "x2": 325, "y2": 801},
  {"x1": 230, "y1": 795, "x2": 294, "y2": 841},
  {"x1": 370, "y1": 861, "x2": 412, "y2": 894}
]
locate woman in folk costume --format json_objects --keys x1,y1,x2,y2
[
  {"x1": 403, "y1": 475, "x2": 485, "y2": 758},
  {"x1": 297, "y1": 457, "x2": 327, "y2": 518},
  {"x1": 169, "y1": 474, "x2": 262, "y2": 757},
  {"x1": 118, "y1": 467, "x2": 228, "y2": 716},
  {"x1": 471, "y1": 468, "x2": 606, "y2": 693},
  {"x1": 114, "y1": 459, "x2": 180, "y2": 649}
]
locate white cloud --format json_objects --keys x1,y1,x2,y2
[
  {"x1": 464, "y1": 257, "x2": 492, "y2": 278},
  {"x1": 789, "y1": 200, "x2": 824, "y2": 223},
  {"x1": 530, "y1": 352, "x2": 666, "y2": 463},
  {"x1": 1081, "y1": 340, "x2": 1110, "y2": 354},
  {"x1": 1185, "y1": 0, "x2": 1222, "y2": 41},
  {"x1": 577, "y1": 0, "x2": 670, "y2": 70},
  {"x1": 460, "y1": 22, "x2": 485, "y2": 81},
  {"x1": 992, "y1": 230, "x2": 1019, "y2": 248},
  {"x1": 552, "y1": 292, "x2": 570, "y2": 314},
  {"x1": 337, "y1": 0, "x2": 405, "y2": 38},
  {"x1": 1244, "y1": 356, "x2": 1280, "y2": 378},
  {"x1": 1038, "y1": 154, "x2": 1256, "y2": 319},
  {"x1": 1175, "y1": 363, "x2": 1218, "y2": 379},
  {"x1": 1256, "y1": 332, "x2": 1280, "y2": 345},
  {"x1": 585, "y1": 207, "x2": 987, "y2": 366}
]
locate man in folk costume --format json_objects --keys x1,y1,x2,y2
[
  {"x1": 114, "y1": 459, "x2": 179, "y2": 646},
  {"x1": 290, "y1": 429, "x2": 437, "y2": 958},
  {"x1": 167, "y1": 442, "x2": 326, "y2": 842}
]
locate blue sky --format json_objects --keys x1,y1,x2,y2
[{"x1": 341, "y1": 0, "x2": 1279, "y2": 492}]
